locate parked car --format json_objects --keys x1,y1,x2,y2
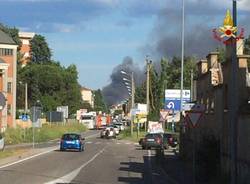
[
  {"x1": 0, "y1": 133, "x2": 4, "y2": 151},
  {"x1": 140, "y1": 133, "x2": 164, "y2": 150},
  {"x1": 162, "y1": 133, "x2": 178, "y2": 148},
  {"x1": 60, "y1": 133, "x2": 85, "y2": 152}
]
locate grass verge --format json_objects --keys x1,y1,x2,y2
[
  {"x1": 0, "y1": 149, "x2": 27, "y2": 159},
  {"x1": 4, "y1": 123, "x2": 87, "y2": 145}
]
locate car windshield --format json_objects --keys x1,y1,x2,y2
[{"x1": 62, "y1": 134, "x2": 80, "y2": 140}]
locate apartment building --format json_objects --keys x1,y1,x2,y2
[{"x1": 0, "y1": 30, "x2": 18, "y2": 130}]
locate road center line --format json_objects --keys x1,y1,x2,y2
[{"x1": 44, "y1": 147, "x2": 106, "y2": 184}]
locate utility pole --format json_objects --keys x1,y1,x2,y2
[
  {"x1": 146, "y1": 57, "x2": 151, "y2": 132},
  {"x1": 191, "y1": 69, "x2": 193, "y2": 101},
  {"x1": 230, "y1": 1, "x2": 238, "y2": 184}
]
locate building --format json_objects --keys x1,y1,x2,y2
[
  {"x1": 0, "y1": 30, "x2": 18, "y2": 130},
  {"x1": 18, "y1": 32, "x2": 35, "y2": 67},
  {"x1": 180, "y1": 39, "x2": 250, "y2": 182},
  {"x1": 81, "y1": 87, "x2": 94, "y2": 108}
]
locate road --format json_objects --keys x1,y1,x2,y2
[{"x1": 0, "y1": 130, "x2": 174, "y2": 184}]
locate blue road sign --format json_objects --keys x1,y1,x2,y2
[
  {"x1": 165, "y1": 100, "x2": 181, "y2": 111},
  {"x1": 21, "y1": 114, "x2": 28, "y2": 121}
]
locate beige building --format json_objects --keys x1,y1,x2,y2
[
  {"x1": 0, "y1": 30, "x2": 18, "y2": 130},
  {"x1": 81, "y1": 87, "x2": 94, "y2": 108},
  {"x1": 18, "y1": 32, "x2": 35, "y2": 67},
  {"x1": 180, "y1": 39, "x2": 250, "y2": 182}
]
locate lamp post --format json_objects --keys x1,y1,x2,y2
[
  {"x1": 121, "y1": 70, "x2": 135, "y2": 136},
  {"x1": 146, "y1": 57, "x2": 152, "y2": 132},
  {"x1": 180, "y1": 0, "x2": 185, "y2": 114}
]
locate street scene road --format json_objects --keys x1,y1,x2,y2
[{"x1": 0, "y1": 130, "x2": 174, "y2": 184}]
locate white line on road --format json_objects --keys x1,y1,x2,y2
[
  {"x1": 0, "y1": 132, "x2": 100, "y2": 169},
  {"x1": 125, "y1": 143, "x2": 131, "y2": 145},
  {"x1": 85, "y1": 141, "x2": 92, "y2": 144},
  {"x1": 95, "y1": 142, "x2": 101, "y2": 144},
  {"x1": 116, "y1": 143, "x2": 121, "y2": 145},
  {"x1": 44, "y1": 147, "x2": 106, "y2": 184},
  {"x1": 0, "y1": 146, "x2": 58, "y2": 170}
]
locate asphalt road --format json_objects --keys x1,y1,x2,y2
[{"x1": 0, "y1": 130, "x2": 174, "y2": 184}]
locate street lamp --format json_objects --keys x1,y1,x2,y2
[{"x1": 120, "y1": 70, "x2": 135, "y2": 136}]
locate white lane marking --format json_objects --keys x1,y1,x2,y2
[
  {"x1": 44, "y1": 147, "x2": 105, "y2": 184},
  {"x1": 0, "y1": 146, "x2": 58, "y2": 169},
  {"x1": 116, "y1": 143, "x2": 121, "y2": 145},
  {"x1": 134, "y1": 143, "x2": 139, "y2": 145},
  {"x1": 85, "y1": 141, "x2": 92, "y2": 144},
  {"x1": 95, "y1": 142, "x2": 101, "y2": 144},
  {"x1": 125, "y1": 142, "x2": 131, "y2": 145},
  {"x1": 0, "y1": 132, "x2": 99, "y2": 169}
]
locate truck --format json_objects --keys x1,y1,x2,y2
[{"x1": 80, "y1": 112, "x2": 96, "y2": 129}]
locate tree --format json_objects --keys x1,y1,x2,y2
[
  {"x1": 93, "y1": 89, "x2": 108, "y2": 113},
  {"x1": 17, "y1": 63, "x2": 83, "y2": 114},
  {"x1": 30, "y1": 34, "x2": 52, "y2": 64}
]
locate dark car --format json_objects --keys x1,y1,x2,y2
[
  {"x1": 60, "y1": 133, "x2": 85, "y2": 152},
  {"x1": 162, "y1": 133, "x2": 178, "y2": 148},
  {"x1": 140, "y1": 133, "x2": 164, "y2": 150}
]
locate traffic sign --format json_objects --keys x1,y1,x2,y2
[
  {"x1": 165, "y1": 100, "x2": 185, "y2": 111},
  {"x1": 21, "y1": 114, "x2": 28, "y2": 121},
  {"x1": 186, "y1": 104, "x2": 205, "y2": 128},
  {"x1": 187, "y1": 112, "x2": 203, "y2": 127},
  {"x1": 165, "y1": 89, "x2": 191, "y2": 111},
  {"x1": 160, "y1": 109, "x2": 170, "y2": 121}
]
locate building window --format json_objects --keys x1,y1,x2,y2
[
  {"x1": 7, "y1": 82, "x2": 11, "y2": 93},
  {"x1": 0, "y1": 48, "x2": 13, "y2": 56},
  {"x1": 7, "y1": 104, "x2": 11, "y2": 115}
]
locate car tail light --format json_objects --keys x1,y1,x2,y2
[{"x1": 156, "y1": 137, "x2": 162, "y2": 144}]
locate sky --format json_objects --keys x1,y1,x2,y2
[{"x1": 0, "y1": 0, "x2": 250, "y2": 90}]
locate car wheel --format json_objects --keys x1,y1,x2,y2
[{"x1": 142, "y1": 146, "x2": 145, "y2": 150}]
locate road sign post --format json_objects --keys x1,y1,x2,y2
[{"x1": 186, "y1": 104, "x2": 205, "y2": 184}]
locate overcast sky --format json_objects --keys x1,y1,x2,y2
[{"x1": 0, "y1": 0, "x2": 249, "y2": 89}]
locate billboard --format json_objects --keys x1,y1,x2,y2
[
  {"x1": 148, "y1": 121, "x2": 164, "y2": 133},
  {"x1": 165, "y1": 89, "x2": 191, "y2": 111}
]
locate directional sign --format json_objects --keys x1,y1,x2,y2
[{"x1": 165, "y1": 89, "x2": 191, "y2": 111}]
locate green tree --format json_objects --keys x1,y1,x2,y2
[
  {"x1": 93, "y1": 89, "x2": 108, "y2": 113},
  {"x1": 17, "y1": 63, "x2": 83, "y2": 115},
  {"x1": 30, "y1": 34, "x2": 52, "y2": 64}
]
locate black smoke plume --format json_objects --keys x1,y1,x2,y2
[{"x1": 102, "y1": 56, "x2": 144, "y2": 106}]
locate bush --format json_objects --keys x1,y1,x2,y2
[{"x1": 4, "y1": 123, "x2": 87, "y2": 145}]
